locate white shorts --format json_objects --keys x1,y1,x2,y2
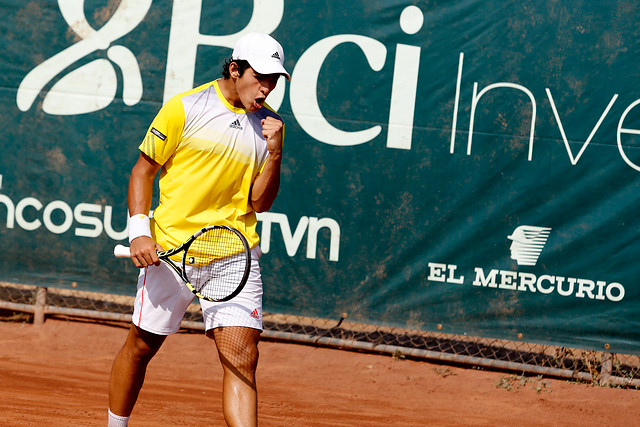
[{"x1": 132, "y1": 246, "x2": 263, "y2": 335}]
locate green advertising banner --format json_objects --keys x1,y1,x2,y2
[{"x1": 1, "y1": 0, "x2": 639, "y2": 354}]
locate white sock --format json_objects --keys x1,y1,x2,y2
[{"x1": 108, "y1": 409, "x2": 129, "y2": 427}]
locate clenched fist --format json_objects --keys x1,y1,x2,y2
[{"x1": 261, "y1": 116, "x2": 283, "y2": 157}]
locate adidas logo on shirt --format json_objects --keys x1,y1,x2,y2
[
  {"x1": 271, "y1": 52, "x2": 280, "y2": 60},
  {"x1": 229, "y1": 119, "x2": 243, "y2": 130}
]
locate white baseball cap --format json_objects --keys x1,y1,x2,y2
[{"x1": 232, "y1": 32, "x2": 291, "y2": 80}]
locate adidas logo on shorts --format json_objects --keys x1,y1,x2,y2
[
  {"x1": 250, "y1": 308, "x2": 261, "y2": 320},
  {"x1": 229, "y1": 119, "x2": 242, "y2": 130}
]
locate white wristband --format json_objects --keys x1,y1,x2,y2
[{"x1": 128, "y1": 214, "x2": 152, "y2": 244}]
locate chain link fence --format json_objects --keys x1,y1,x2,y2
[{"x1": 1, "y1": 281, "x2": 638, "y2": 388}]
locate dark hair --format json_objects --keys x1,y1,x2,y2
[{"x1": 221, "y1": 58, "x2": 252, "y2": 79}]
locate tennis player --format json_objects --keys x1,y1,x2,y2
[{"x1": 107, "y1": 32, "x2": 290, "y2": 427}]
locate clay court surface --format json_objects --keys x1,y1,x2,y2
[{"x1": 0, "y1": 316, "x2": 638, "y2": 426}]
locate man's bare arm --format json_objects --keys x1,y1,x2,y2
[
  {"x1": 128, "y1": 152, "x2": 163, "y2": 267},
  {"x1": 251, "y1": 116, "x2": 283, "y2": 212}
]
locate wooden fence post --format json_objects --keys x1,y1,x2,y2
[{"x1": 33, "y1": 287, "x2": 47, "y2": 326}]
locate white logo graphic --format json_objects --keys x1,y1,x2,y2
[
  {"x1": 507, "y1": 226, "x2": 551, "y2": 266},
  {"x1": 16, "y1": 0, "x2": 151, "y2": 115}
]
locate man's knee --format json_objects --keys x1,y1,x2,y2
[
  {"x1": 210, "y1": 327, "x2": 260, "y2": 378},
  {"x1": 123, "y1": 325, "x2": 166, "y2": 363}
]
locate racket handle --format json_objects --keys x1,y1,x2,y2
[{"x1": 114, "y1": 244, "x2": 132, "y2": 258}]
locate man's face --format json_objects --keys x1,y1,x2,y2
[{"x1": 235, "y1": 66, "x2": 280, "y2": 112}]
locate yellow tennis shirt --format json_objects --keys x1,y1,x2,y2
[{"x1": 138, "y1": 79, "x2": 283, "y2": 251}]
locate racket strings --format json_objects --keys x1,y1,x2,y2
[{"x1": 185, "y1": 228, "x2": 248, "y2": 301}]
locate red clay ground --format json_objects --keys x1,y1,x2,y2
[{"x1": 0, "y1": 316, "x2": 638, "y2": 426}]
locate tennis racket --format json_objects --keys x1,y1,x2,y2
[{"x1": 114, "y1": 225, "x2": 250, "y2": 302}]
